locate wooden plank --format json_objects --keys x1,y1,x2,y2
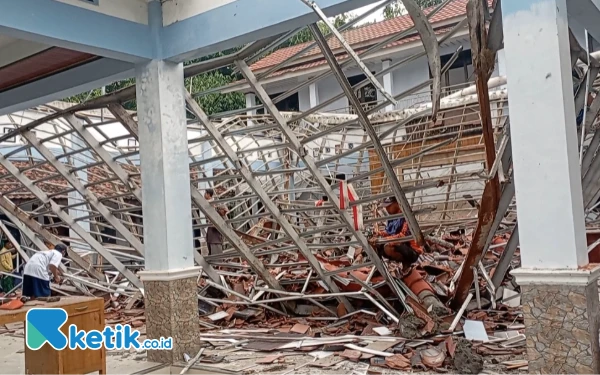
[{"x1": 0, "y1": 296, "x2": 100, "y2": 325}]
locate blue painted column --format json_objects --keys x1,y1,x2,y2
[{"x1": 135, "y1": 60, "x2": 200, "y2": 363}]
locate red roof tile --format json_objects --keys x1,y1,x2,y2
[
  {"x1": 0, "y1": 161, "x2": 138, "y2": 200},
  {"x1": 265, "y1": 26, "x2": 453, "y2": 78},
  {"x1": 250, "y1": 0, "x2": 488, "y2": 74},
  {"x1": 0, "y1": 161, "x2": 199, "y2": 201}
]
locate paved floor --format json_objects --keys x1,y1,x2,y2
[
  {"x1": 0, "y1": 335, "x2": 161, "y2": 374},
  {"x1": 0, "y1": 334, "x2": 523, "y2": 375}
]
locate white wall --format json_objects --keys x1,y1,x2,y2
[
  {"x1": 496, "y1": 49, "x2": 507, "y2": 78},
  {"x1": 262, "y1": 46, "x2": 487, "y2": 115},
  {"x1": 162, "y1": 0, "x2": 237, "y2": 26},
  {"x1": 264, "y1": 51, "x2": 473, "y2": 115},
  {"x1": 299, "y1": 86, "x2": 311, "y2": 112},
  {"x1": 55, "y1": 0, "x2": 148, "y2": 24},
  {"x1": 391, "y1": 55, "x2": 430, "y2": 110},
  {"x1": 318, "y1": 75, "x2": 349, "y2": 113}
]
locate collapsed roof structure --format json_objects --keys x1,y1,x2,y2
[
  {"x1": 1, "y1": 0, "x2": 600, "y2": 370},
  {"x1": 0, "y1": 0, "x2": 508, "y2": 297}
]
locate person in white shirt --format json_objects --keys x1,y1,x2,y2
[{"x1": 22, "y1": 243, "x2": 67, "y2": 298}]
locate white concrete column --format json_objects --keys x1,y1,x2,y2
[
  {"x1": 503, "y1": 0, "x2": 587, "y2": 268},
  {"x1": 309, "y1": 82, "x2": 319, "y2": 108},
  {"x1": 198, "y1": 138, "x2": 214, "y2": 238},
  {"x1": 245, "y1": 92, "x2": 255, "y2": 126},
  {"x1": 382, "y1": 59, "x2": 394, "y2": 112},
  {"x1": 67, "y1": 133, "x2": 91, "y2": 253},
  {"x1": 245, "y1": 92, "x2": 256, "y2": 114},
  {"x1": 497, "y1": 49, "x2": 506, "y2": 78},
  {"x1": 135, "y1": 60, "x2": 195, "y2": 272}
]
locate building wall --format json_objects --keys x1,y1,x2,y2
[
  {"x1": 391, "y1": 55, "x2": 431, "y2": 110},
  {"x1": 298, "y1": 86, "x2": 311, "y2": 112},
  {"x1": 162, "y1": 0, "x2": 237, "y2": 26},
  {"x1": 261, "y1": 41, "x2": 485, "y2": 116},
  {"x1": 317, "y1": 74, "x2": 348, "y2": 113},
  {"x1": 496, "y1": 49, "x2": 507, "y2": 78},
  {"x1": 55, "y1": 0, "x2": 148, "y2": 24},
  {"x1": 255, "y1": 40, "x2": 494, "y2": 208}
]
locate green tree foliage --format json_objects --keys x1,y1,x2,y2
[
  {"x1": 63, "y1": 65, "x2": 243, "y2": 116},
  {"x1": 280, "y1": 14, "x2": 351, "y2": 48},
  {"x1": 181, "y1": 48, "x2": 246, "y2": 116},
  {"x1": 185, "y1": 71, "x2": 245, "y2": 116},
  {"x1": 383, "y1": 0, "x2": 445, "y2": 19},
  {"x1": 64, "y1": 14, "x2": 351, "y2": 116},
  {"x1": 63, "y1": 78, "x2": 136, "y2": 109}
]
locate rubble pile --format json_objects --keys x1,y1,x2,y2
[
  {"x1": 0, "y1": 221, "x2": 526, "y2": 373},
  {"x1": 181, "y1": 227, "x2": 526, "y2": 373},
  {"x1": 0, "y1": 1, "x2": 529, "y2": 372}
]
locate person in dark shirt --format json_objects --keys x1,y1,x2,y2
[{"x1": 375, "y1": 196, "x2": 422, "y2": 268}]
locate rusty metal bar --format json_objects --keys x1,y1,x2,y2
[{"x1": 450, "y1": 0, "x2": 501, "y2": 309}]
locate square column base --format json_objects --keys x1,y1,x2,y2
[
  {"x1": 139, "y1": 267, "x2": 201, "y2": 364},
  {"x1": 512, "y1": 267, "x2": 600, "y2": 374}
]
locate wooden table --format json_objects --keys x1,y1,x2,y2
[{"x1": 0, "y1": 296, "x2": 106, "y2": 374}]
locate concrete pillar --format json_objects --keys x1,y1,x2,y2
[
  {"x1": 309, "y1": 82, "x2": 320, "y2": 132},
  {"x1": 67, "y1": 133, "x2": 91, "y2": 253},
  {"x1": 497, "y1": 49, "x2": 506, "y2": 78},
  {"x1": 503, "y1": 0, "x2": 600, "y2": 372},
  {"x1": 245, "y1": 92, "x2": 255, "y2": 126},
  {"x1": 198, "y1": 139, "x2": 213, "y2": 255},
  {"x1": 382, "y1": 59, "x2": 394, "y2": 112},
  {"x1": 135, "y1": 60, "x2": 200, "y2": 364},
  {"x1": 309, "y1": 82, "x2": 319, "y2": 108}
]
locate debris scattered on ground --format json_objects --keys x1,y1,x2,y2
[{"x1": 454, "y1": 338, "x2": 484, "y2": 374}]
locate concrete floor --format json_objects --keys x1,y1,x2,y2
[
  {"x1": 0, "y1": 335, "x2": 162, "y2": 374},
  {"x1": 0, "y1": 335, "x2": 523, "y2": 375}
]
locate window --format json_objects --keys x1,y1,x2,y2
[
  {"x1": 347, "y1": 74, "x2": 378, "y2": 114},
  {"x1": 324, "y1": 147, "x2": 331, "y2": 154},
  {"x1": 313, "y1": 148, "x2": 320, "y2": 158},
  {"x1": 3, "y1": 128, "x2": 15, "y2": 143},
  {"x1": 335, "y1": 144, "x2": 342, "y2": 155},
  {"x1": 440, "y1": 49, "x2": 474, "y2": 89},
  {"x1": 256, "y1": 92, "x2": 300, "y2": 114},
  {"x1": 348, "y1": 143, "x2": 354, "y2": 150}
]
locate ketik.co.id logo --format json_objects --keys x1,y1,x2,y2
[{"x1": 26, "y1": 308, "x2": 172, "y2": 350}]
